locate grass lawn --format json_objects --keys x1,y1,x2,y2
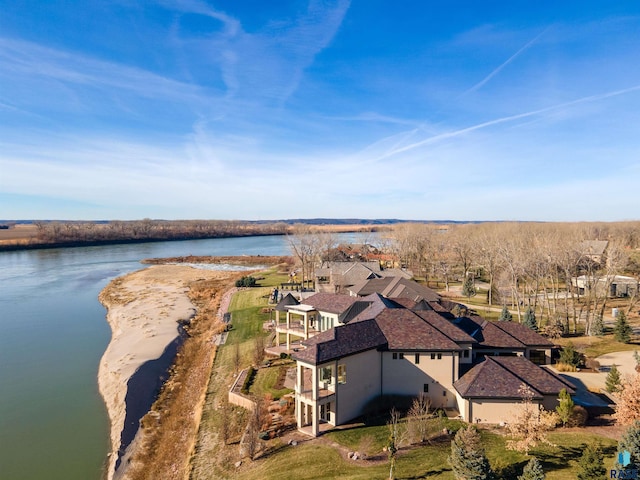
[
  {"x1": 554, "y1": 334, "x2": 640, "y2": 358},
  {"x1": 233, "y1": 423, "x2": 619, "y2": 480},
  {"x1": 251, "y1": 363, "x2": 294, "y2": 400}
]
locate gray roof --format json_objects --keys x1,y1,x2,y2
[
  {"x1": 349, "y1": 277, "x2": 440, "y2": 302},
  {"x1": 275, "y1": 293, "x2": 299, "y2": 312}
]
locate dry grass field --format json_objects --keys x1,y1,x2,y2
[{"x1": 0, "y1": 224, "x2": 38, "y2": 244}]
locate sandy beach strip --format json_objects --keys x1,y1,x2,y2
[{"x1": 98, "y1": 265, "x2": 234, "y2": 480}]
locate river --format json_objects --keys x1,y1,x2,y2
[{"x1": 0, "y1": 235, "x2": 301, "y2": 480}]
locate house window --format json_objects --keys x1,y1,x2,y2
[
  {"x1": 399, "y1": 353, "x2": 404, "y2": 360},
  {"x1": 423, "y1": 384, "x2": 429, "y2": 393},
  {"x1": 437, "y1": 353, "x2": 442, "y2": 360},
  {"x1": 320, "y1": 366, "x2": 332, "y2": 383},
  {"x1": 415, "y1": 353, "x2": 420, "y2": 364},
  {"x1": 463, "y1": 350, "x2": 470, "y2": 358},
  {"x1": 337, "y1": 364, "x2": 346, "y2": 384},
  {"x1": 430, "y1": 353, "x2": 436, "y2": 360},
  {"x1": 442, "y1": 391, "x2": 447, "y2": 397},
  {"x1": 392, "y1": 353, "x2": 398, "y2": 360}
]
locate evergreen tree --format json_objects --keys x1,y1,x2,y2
[
  {"x1": 617, "y1": 420, "x2": 640, "y2": 471},
  {"x1": 614, "y1": 311, "x2": 633, "y2": 343},
  {"x1": 606, "y1": 364, "x2": 622, "y2": 393},
  {"x1": 559, "y1": 342, "x2": 581, "y2": 368},
  {"x1": 523, "y1": 307, "x2": 537, "y2": 330},
  {"x1": 555, "y1": 388, "x2": 574, "y2": 427},
  {"x1": 449, "y1": 426, "x2": 494, "y2": 480},
  {"x1": 577, "y1": 443, "x2": 605, "y2": 480},
  {"x1": 462, "y1": 275, "x2": 476, "y2": 299},
  {"x1": 518, "y1": 457, "x2": 545, "y2": 480},
  {"x1": 590, "y1": 313, "x2": 604, "y2": 336},
  {"x1": 499, "y1": 305, "x2": 513, "y2": 322}
]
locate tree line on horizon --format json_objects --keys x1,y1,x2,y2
[{"x1": 30, "y1": 219, "x2": 292, "y2": 245}]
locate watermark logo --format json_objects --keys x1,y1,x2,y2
[{"x1": 611, "y1": 450, "x2": 638, "y2": 479}]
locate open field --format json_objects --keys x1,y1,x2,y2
[{"x1": 0, "y1": 224, "x2": 38, "y2": 244}]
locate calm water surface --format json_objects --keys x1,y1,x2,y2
[{"x1": 0, "y1": 235, "x2": 295, "y2": 480}]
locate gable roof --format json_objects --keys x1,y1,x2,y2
[{"x1": 454, "y1": 356, "x2": 575, "y2": 400}]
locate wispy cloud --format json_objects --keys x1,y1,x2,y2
[
  {"x1": 461, "y1": 27, "x2": 550, "y2": 96},
  {"x1": 382, "y1": 83, "x2": 640, "y2": 159}
]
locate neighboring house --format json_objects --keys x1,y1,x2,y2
[
  {"x1": 571, "y1": 274, "x2": 639, "y2": 298},
  {"x1": 314, "y1": 261, "x2": 410, "y2": 294},
  {"x1": 290, "y1": 294, "x2": 562, "y2": 436},
  {"x1": 579, "y1": 240, "x2": 609, "y2": 265},
  {"x1": 348, "y1": 276, "x2": 439, "y2": 302},
  {"x1": 454, "y1": 356, "x2": 575, "y2": 424}
]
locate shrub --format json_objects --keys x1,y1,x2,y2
[
  {"x1": 241, "y1": 367, "x2": 257, "y2": 395},
  {"x1": 235, "y1": 276, "x2": 257, "y2": 288},
  {"x1": 555, "y1": 362, "x2": 577, "y2": 372},
  {"x1": 569, "y1": 405, "x2": 589, "y2": 427}
]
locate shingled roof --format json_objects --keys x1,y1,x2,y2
[
  {"x1": 275, "y1": 293, "x2": 299, "y2": 312},
  {"x1": 454, "y1": 356, "x2": 575, "y2": 399},
  {"x1": 298, "y1": 293, "x2": 359, "y2": 314},
  {"x1": 349, "y1": 276, "x2": 440, "y2": 302},
  {"x1": 453, "y1": 316, "x2": 552, "y2": 349},
  {"x1": 369, "y1": 308, "x2": 462, "y2": 351},
  {"x1": 291, "y1": 319, "x2": 387, "y2": 364}
]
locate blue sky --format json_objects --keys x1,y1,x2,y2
[{"x1": 1, "y1": 1, "x2": 639, "y2": 221}]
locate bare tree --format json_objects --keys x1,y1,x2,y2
[
  {"x1": 506, "y1": 384, "x2": 558, "y2": 454},
  {"x1": 407, "y1": 393, "x2": 432, "y2": 445}
]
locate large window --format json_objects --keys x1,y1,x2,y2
[
  {"x1": 337, "y1": 364, "x2": 347, "y2": 384},
  {"x1": 320, "y1": 366, "x2": 332, "y2": 383}
]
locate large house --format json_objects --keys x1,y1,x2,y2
[
  {"x1": 287, "y1": 286, "x2": 566, "y2": 436},
  {"x1": 314, "y1": 261, "x2": 411, "y2": 294}
]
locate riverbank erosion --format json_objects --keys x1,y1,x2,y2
[{"x1": 98, "y1": 265, "x2": 238, "y2": 480}]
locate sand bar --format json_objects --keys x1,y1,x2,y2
[{"x1": 98, "y1": 265, "x2": 233, "y2": 480}]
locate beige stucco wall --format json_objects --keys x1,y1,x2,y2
[
  {"x1": 381, "y1": 351, "x2": 458, "y2": 409},
  {"x1": 334, "y1": 349, "x2": 382, "y2": 425},
  {"x1": 468, "y1": 399, "x2": 521, "y2": 424}
]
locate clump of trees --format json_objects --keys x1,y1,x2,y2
[{"x1": 385, "y1": 221, "x2": 640, "y2": 335}]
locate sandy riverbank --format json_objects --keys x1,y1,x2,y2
[{"x1": 98, "y1": 265, "x2": 234, "y2": 480}]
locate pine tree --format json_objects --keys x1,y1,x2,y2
[
  {"x1": 590, "y1": 314, "x2": 604, "y2": 336},
  {"x1": 577, "y1": 443, "x2": 605, "y2": 480},
  {"x1": 449, "y1": 426, "x2": 494, "y2": 480},
  {"x1": 606, "y1": 364, "x2": 622, "y2": 393},
  {"x1": 462, "y1": 275, "x2": 476, "y2": 299},
  {"x1": 518, "y1": 457, "x2": 545, "y2": 480},
  {"x1": 523, "y1": 307, "x2": 537, "y2": 330},
  {"x1": 499, "y1": 304, "x2": 513, "y2": 322},
  {"x1": 617, "y1": 420, "x2": 640, "y2": 471},
  {"x1": 556, "y1": 388, "x2": 574, "y2": 426},
  {"x1": 614, "y1": 311, "x2": 633, "y2": 343}
]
